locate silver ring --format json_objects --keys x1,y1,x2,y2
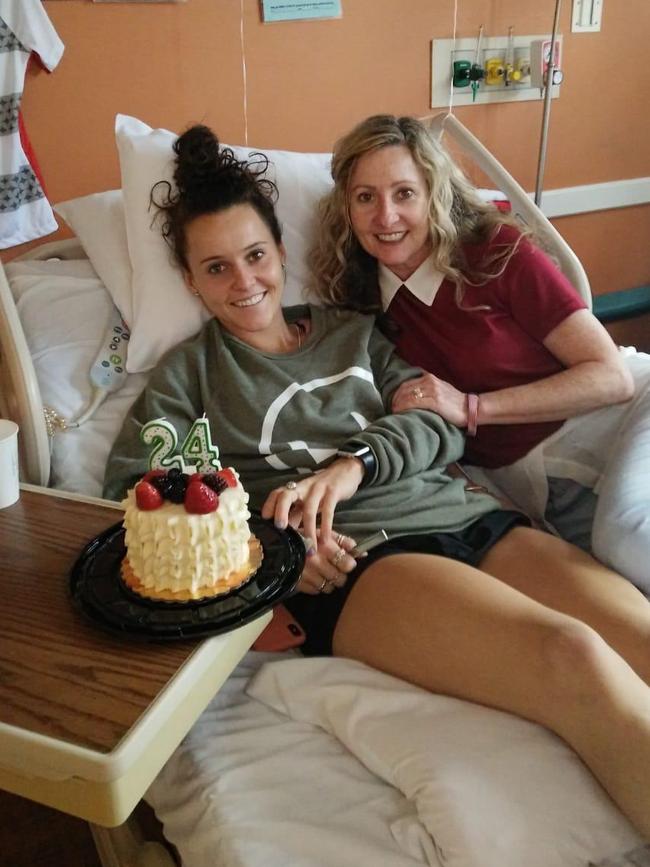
[
  {"x1": 332, "y1": 548, "x2": 345, "y2": 568},
  {"x1": 318, "y1": 577, "x2": 328, "y2": 592},
  {"x1": 336, "y1": 532, "x2": 346, "y2": 546},
  {"x1": 411, "y1": 386, "x2": 423, "y2": 400},
  {"x1": 285, "y1": 480, "x2": 297, "y2": 490}
]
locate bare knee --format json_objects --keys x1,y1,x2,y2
[{"x1": 539, "y1": 619, "x2": 613, "y2": 718}]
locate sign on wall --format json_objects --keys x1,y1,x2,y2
[
  {"x1": 91, "y1": 1, "x2": 186, "y2": 4},
  {"x1": 261, "y1": 0, "x2": 342, "y2": 23}
]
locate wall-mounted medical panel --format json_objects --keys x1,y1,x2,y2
[{"x1": 431, "y1": 34, "x2": 563, "y2": 108}]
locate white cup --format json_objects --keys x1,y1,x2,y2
[{"x1": 0, "y1": 419, "x2": 19, "y2": 508}]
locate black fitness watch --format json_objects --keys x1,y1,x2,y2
[{"x1": 335, "y1": 444, "x2": 377, "y2": 488}]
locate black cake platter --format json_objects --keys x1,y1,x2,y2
[{"x1": 70, "y1": 513, "x2": 305, "y2": 641}]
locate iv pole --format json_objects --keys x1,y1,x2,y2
[{"x1": 534, "y1": 0, "x2": 562, "y2": 206}]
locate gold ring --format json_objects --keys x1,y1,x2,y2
[
  {"x1": 285, "y1": 480, "x2": 298, "y2": 490},
  {"x1": 318, "y1": 577, "x2": 328, "y2": 592},
  {"x1": 411, "y1": 386, "x2": 423, "y2": 400},
  {"x1": 336, "y1": 532, "x2": 346, "y2": 546},
  {"x1": 332, "y1": 548, "x2": 345, "y2": 568}
]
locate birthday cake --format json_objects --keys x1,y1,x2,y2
[{"x1": 119, "y1": 418, "x2": 261, "y2": 601}]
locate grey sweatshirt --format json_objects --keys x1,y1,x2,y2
[{"x1": 103, "y1": 306, "x2": 499, "y2": 539}]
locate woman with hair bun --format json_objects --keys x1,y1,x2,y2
[
  {"x1": 106, "y1": 124, "x2": 650, "y2": 840},
  {"x1": 311, "y1": 113, "x2": 650, "y2": 591}
]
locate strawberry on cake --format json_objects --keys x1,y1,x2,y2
[{"x1": 120, "y1": 467, "x2": 262, "y2": 601}]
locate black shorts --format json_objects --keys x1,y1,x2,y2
[{"x1": 284, "y1": 509, "x2": 529, "y2": 657}]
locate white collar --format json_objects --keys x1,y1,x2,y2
[{"x1": 378, "y1": 255, "x2": 445, "y2": 310}]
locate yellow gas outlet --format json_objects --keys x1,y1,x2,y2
[
  {"x1": 506, "y1": 64, "x2": 523, "y2": 83},
  {"x1": 485, "y1": 57, "x2": 505, "y2": 86},
  {"x1": 515, "y1": 56, "x2": 531, "y2": 84}
]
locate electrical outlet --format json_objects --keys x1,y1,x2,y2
[{"x1": 572, "y1": 0, "x2": 603, "y2": 32}]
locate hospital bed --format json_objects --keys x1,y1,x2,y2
[{"x1": 0, "y1": 113, "x2": 646, "y2": 867}]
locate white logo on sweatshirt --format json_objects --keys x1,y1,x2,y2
[{"x1": 259, "y1": 366, "x2": 376, "y2": 471}]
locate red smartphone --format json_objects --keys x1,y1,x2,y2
[{"x1": 252, "y1": 604, "x2": 306, "y2": 652}]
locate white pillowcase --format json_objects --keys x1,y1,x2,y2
[
  {"x1": 146, "y1": 652, "x2": 436, "y2": 867},
  {"x1": 54, "y1": 190, "x2": 134, "y2": 328},
  {"x1": 249, "y1": 657, "x2": 643, "y2": 867},
  {"x1": 115, "y1": 114, "x2": 333, "y2": 374}
]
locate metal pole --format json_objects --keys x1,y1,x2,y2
[{"x1": 534, "y1": 0, "x2": 562, "y2": 206}]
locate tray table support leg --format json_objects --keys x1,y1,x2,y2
[{"x1": 89, "y1": 816, "x2": 177, "y2": 867}]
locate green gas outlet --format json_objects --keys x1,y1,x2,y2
[{"x1": 453, "y1": 60, "x2": 471, "y2": 87}]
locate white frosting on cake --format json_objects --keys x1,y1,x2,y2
[{"x1": 121, "y1": 473, "x2": 251, "y2": 596}]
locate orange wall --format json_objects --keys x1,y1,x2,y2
[{"x1": 9, "y1": 0, "x2": 650, "y2": 341}]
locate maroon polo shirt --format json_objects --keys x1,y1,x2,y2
[{"x1": 385, "y1": 227, "x2": 586, "y2": 467}]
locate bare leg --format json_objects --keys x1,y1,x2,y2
[
  {"x1": 332, "y1": 550, "x2": 650, "y2": 838},
  {"x1": 480, "y1": 526, "x2": 650, "y2": 682}
]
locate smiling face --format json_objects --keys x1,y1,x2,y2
[
  {"x1": 183, "y1": 204, "x2": 287, "y2": 347},
  {"x1": 348, "y1": 144, "x2": 432, "y2": 281}
]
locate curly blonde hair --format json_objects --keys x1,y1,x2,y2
[{"x1": 310, "y1": 114, "x2": 525, "y2": 312}]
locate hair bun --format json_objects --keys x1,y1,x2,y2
[
  {"x1": 173, "y1": 125, "x2": 224, "y2": 197},
  {"x1": 151, "y1": 123, "x2": 282, "y2": 268}
]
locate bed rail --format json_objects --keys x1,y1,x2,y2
[
  {"x1": 424, "y1": 113, "x2": 592, "y2": 308},
  {"x1": 0, "y1": 263, "x2": 50, "y2": 485},
  {"x1": 0, "y1": 239, "x2": 89, "y2": 486}
]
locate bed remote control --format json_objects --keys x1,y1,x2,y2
[
  {"x1": 90, "y1": 305, "x2": 130, "y2": 392},
  {"x1": 70, "y1": 305, "x2": 131, "y2": 426}
]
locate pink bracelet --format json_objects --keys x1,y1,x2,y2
[{"x1": 466, "y1": 393, "x2": 479, "y2": 437}]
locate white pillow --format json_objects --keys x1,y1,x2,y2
[
  {"x1": 249, "y1": 657, "x2": 643, "y2": 867},
  {"x1": 54, "y1": 190, "x2": 134, "y2": 327},
  {"x1": 115, "y1": 114, "x2": 333, "y2": 374},
  {"x1": 146, "y1": 651, "x2": 434, "y2": 867}
]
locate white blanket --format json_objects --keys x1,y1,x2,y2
[{"x1": 248, "y1": 657, "x2": 643, "y2": 867}]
